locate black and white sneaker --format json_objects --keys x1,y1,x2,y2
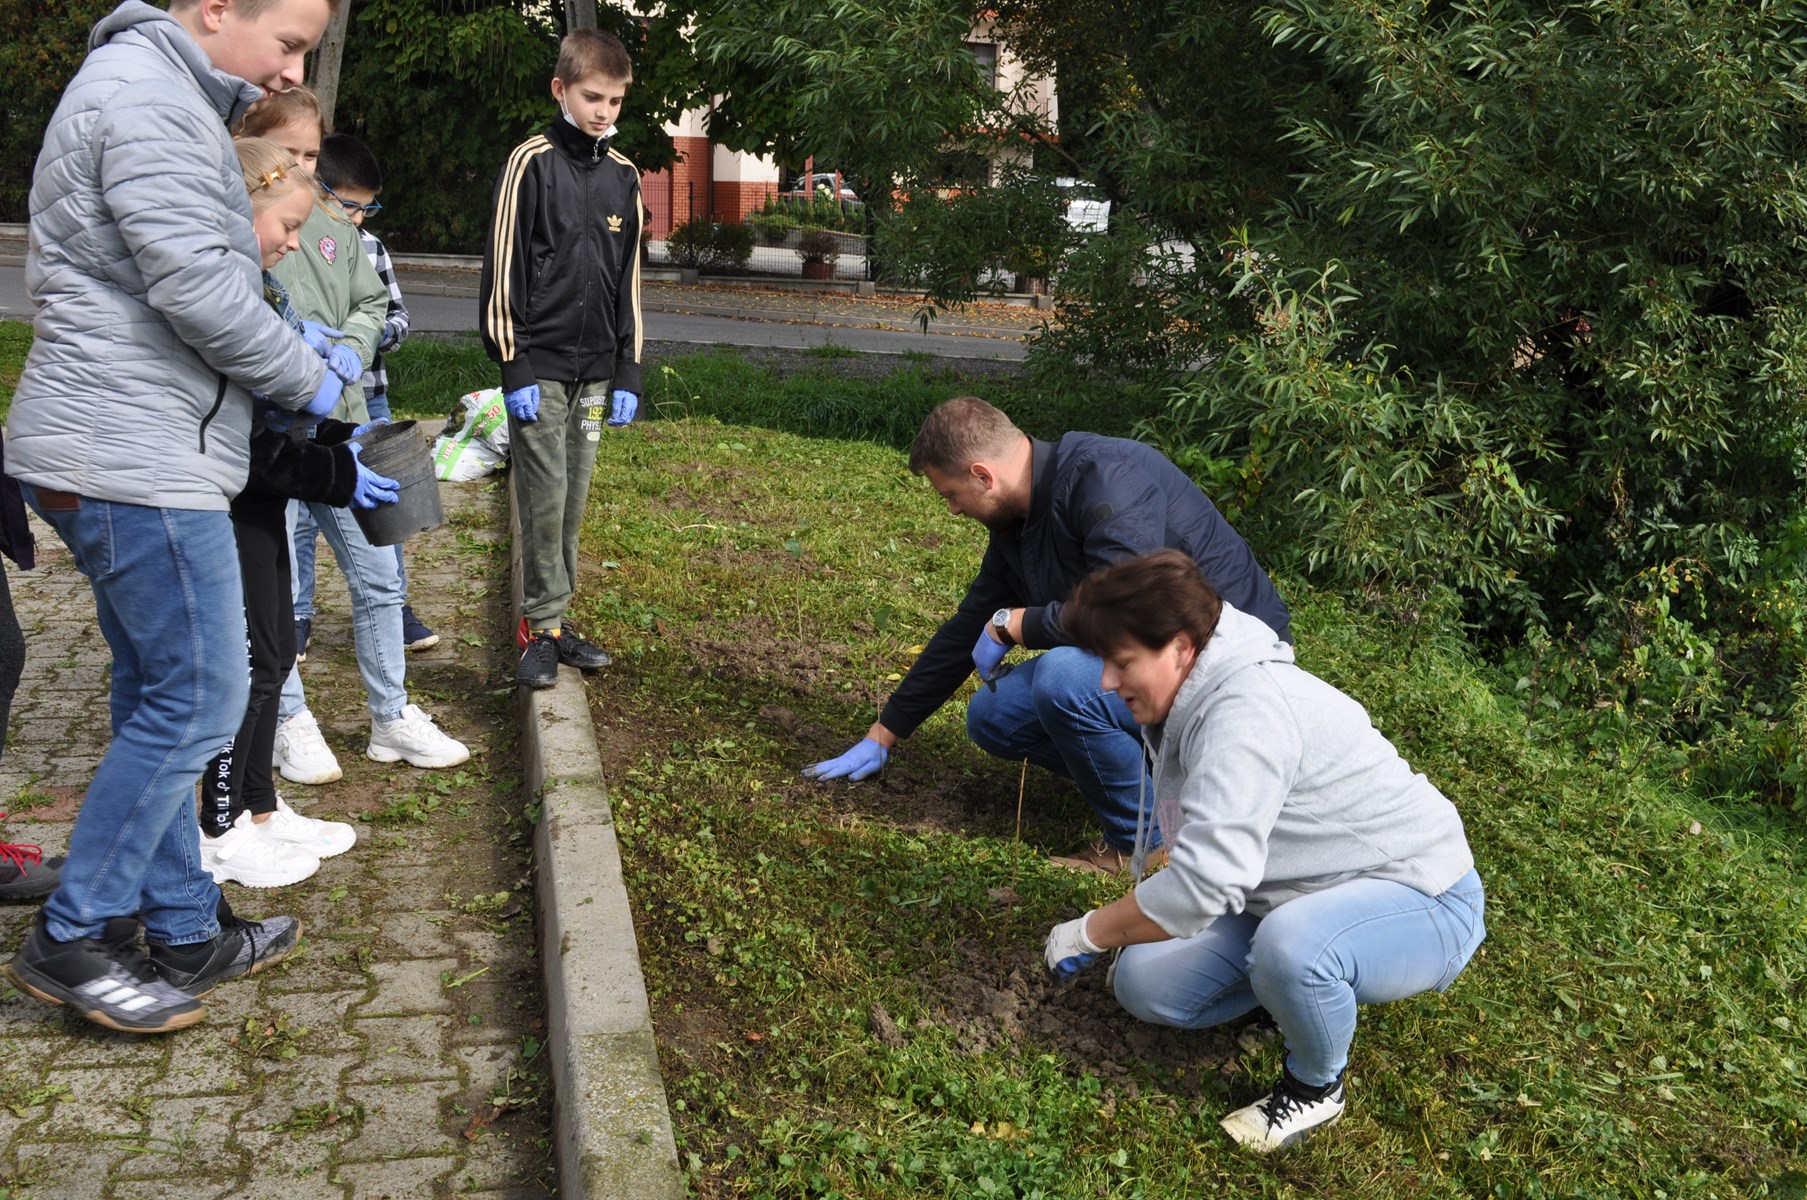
[
  {"x1": 146, "y1": 900, "x2": 301, "y2": 997},
  {"x1": 1219, "y1": 1069, "x2": 1347, "y2": 1152},
  {"x1": 1234, "y1": 1008, "x2": 1282, "y2": 1055},
  {"x1": 4, "y1": 914, "x2": 205, "y2": 1033}
]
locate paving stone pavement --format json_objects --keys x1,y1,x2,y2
[{"x1": 0, "y1": 460, "x2": 555, "y2": 1199}]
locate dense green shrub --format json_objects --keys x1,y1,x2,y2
[
  {"x1": 761, "y1": 192, "x2": 863, "y2": 233},
  {"x1": 665, "y1": 216, "x2": 755, "y2": 272},
  {"x1": 1098, "y1": 0, "x2": 1807, "y2": 803},
  {"x1": 0, "y1": 0, "x2": 115, "y2": 221},
  {"x1": 794, "y1": 226, "x2": 841, "y2": 266}
]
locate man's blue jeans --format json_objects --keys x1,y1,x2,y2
[
  {"x1": 281, "y1": 499, "x2": 407, "y2": 723},
  {"x1": 1112, "y1": 869, "x2": 1487, "y2": 1086},
  {"x1": 23, "y1": 489, "x2": 239, "y2": 946},
  {"x1": 965, "y1": 647, "x2": 1154, "y2": 851}
]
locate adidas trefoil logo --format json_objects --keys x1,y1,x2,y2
[{"x1": 607, "y1": 214, "x2": 624, "y2": 233}]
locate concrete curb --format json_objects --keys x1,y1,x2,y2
[{"x1": 511, "y1": 473, "x2": 684, "y2": 1200}]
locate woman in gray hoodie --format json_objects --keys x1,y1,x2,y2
[{"x1": 1041, "y1": 549, "x2": 1486, "y2": 1152}]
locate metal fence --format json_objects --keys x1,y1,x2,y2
[{"x1": 642, "y1": 176, "x2": 870, "y2": 281}]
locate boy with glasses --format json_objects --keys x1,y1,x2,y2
[{"x1": 270, "y1": 133, "x2": 470, "y2": 785}]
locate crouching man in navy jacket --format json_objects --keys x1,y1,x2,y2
[{"x1": 802, "y1": 396, "x2": 1292, "y2": 873}]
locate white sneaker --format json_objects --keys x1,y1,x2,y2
[
  {"x1": 273, "y1": 710, "x2": 343, "y2": 785},
  {"x1": 367, "y1": 704, "x2": 471, "y2": 769},
  {"x1": 261, "y1": 795, "x2": 357, "y2": 858},
  {"x1": 1220, "y1": 1073, "x2": 1346, "y2": 1153},
  {"x1": 199, "y1": 813, "x2": 320, "y2": 888}
]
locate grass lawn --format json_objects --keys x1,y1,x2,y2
[
  {"x1": 575, "y1": 419, "x2": 1807, "y2": 1199},
  {"x1": 4, "y1": 320, "x2": 1804, "y2": 1195}
]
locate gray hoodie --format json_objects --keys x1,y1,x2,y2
[
  {"x1": 6, "y1": 1, "x2": 326, "y2": 511},
  {"x1": 1134, "y1": 603, "x2": 1475, "y2": 939}
]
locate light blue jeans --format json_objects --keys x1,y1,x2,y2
[
  {"x1": 293, "y1": 504, "x2": 408, "y2": 618},
  {"x1": 1113, "y1": 869, "x2": 1487, "y2": 1086},
  {"x1": 24, "y1": 490, "x2": 237, "y2": 946},
  {"x1": 965, "y1": 647, "x2": 1155, "y2": 851},
  {"x1": 281, "y1": 499, "x2": 407, "y2": 723}
]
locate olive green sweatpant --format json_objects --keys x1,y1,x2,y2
[{"x1": 510, "y1": 377, "x2": 610, "y2": 627}]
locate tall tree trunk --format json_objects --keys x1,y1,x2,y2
[
  {"x1": 567, "y1": 1, "x2": 597, "y2": 30},
  {"x1": 308, "y1": 0, "x2": 354, "y2": 130}
]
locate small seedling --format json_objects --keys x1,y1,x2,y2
[{"x1": 237, "y1": 1012, "x2": 309, "y2": 1061}]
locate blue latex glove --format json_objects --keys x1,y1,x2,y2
[
  {"x1": 607, "y1": 388, "x2": 639, "y2": 426},
  {"x1": 352, "y1": 417, "x2": 393, "y2": 438},
  {"x1": 504, "y1": 384, "x2": 540, "y2": 422},
  {"x1": 261, "y1": 404, "x2": 295, "y2": 433},
  {"x1": 972, "y1": 627, "x2": 1009, "y2": 683},
  {"x1": 325, "y1": 343, "x2": 362, "y2": 385},
  {"x1": 1044, "y1": 915, "x2": 1105, "y2": 982},
  {"x1": 302, "y1": 370, "x2": 344, "y2": 418},
  {"x1": 347, "y1": 443, "x2": 400, "y2": 509},
  {"x1": 300, "y1": 321, "x2": 343, "y2": 357},
  {"x1": 801, "y1": 737, "x2": 888, "y2": 782}
]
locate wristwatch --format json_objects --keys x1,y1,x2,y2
[{"x1": 991, "y1": 608, "x2": 1016, "y2": 646}]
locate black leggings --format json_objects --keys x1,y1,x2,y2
[
  {"x1": 202, "y1": 490, "x2": 295, "y2": 837},
  {"x1": 0, "y1": 564, "x2": 22, "y2": 759}
]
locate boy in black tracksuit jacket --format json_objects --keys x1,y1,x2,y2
[{"x1": 479, "y1": 28, "x2": 644, "y2": 688}]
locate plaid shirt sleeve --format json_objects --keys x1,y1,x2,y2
[
  {"x1": 358, "y1": 230, "x2": 411, "y2": 401},
  {"x1": 360, "y1": 230, "x2": 411, "y2": 353}
]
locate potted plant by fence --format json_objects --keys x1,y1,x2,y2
[{"x1": 796, "y1": 225, "x2": 840, "y2": 280}]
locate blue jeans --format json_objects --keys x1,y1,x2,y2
[
  {"x1": 1113, "y1": 869, "x2": 1487, "y2": 1086},
  {"x1": 281, "y1": 499, "x2": 407, "y2": 723},
  {"x1": 292, "y1": 503, "x2": 408, "y2": 617},
  {"x1": 23, "y1": 489, "x2": 239, "y2": 946},
  {"x1": 965, "y1": 647, "x2": 1154, "y2": 851}
]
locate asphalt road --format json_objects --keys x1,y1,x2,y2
[{"x1": 0, "y1": 263, "x2": 1029, "y2": 361}]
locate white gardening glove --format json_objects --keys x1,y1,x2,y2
[{"x1": 1043, "y1": 913, "x2": 1104, "y2": 982}]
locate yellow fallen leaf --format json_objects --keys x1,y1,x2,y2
[
  {"x1": 885, "y1": 673, "x2": 902, "y2": 681},
  {"x1": 905, "y1": 644, "x2": 925, "y2": 655}
]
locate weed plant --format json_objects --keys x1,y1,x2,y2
[{"x1": 580, "y1": 421, "x2": 1807, "y2": 1198}]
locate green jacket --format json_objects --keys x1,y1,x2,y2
[{"x1": 271, "y1": 204, "x2": 386, "y2": 424}]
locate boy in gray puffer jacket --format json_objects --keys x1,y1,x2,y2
[{"x1": 1, "y1": 0, "x2": 342, "y2": 1036}]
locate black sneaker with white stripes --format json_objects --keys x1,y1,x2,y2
[
  {"x1": 147, "y1": 899, "x2": 301, "y2": 997},
  {"x1": 4, "y1": 914, "x2": 204, "y2": 1034}
]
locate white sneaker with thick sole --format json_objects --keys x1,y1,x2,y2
[
  {"x1": 367, "y1": 704, "x2": 471, "y2": 769},
  {"x1": 261, "y1": 796, "x2": 357, "y2": 858},
  {"x1": 200, "y1": 813, "x2": 321, "y2": 888},
  {"x1": 273, "y1": 710, "x2": 343, "y2": 785},
  {"x1": 1220, "y1": 1073, "x2": 1346, "y2": 1153}
]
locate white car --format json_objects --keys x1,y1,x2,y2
[{"x1": 1056, "y1": 177, "x2": 1110, "y2": 233}]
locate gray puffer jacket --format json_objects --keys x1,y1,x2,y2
[
  {"x1": 6, "y1": 1, "x2": 326, "y2": 511},
  {"x1": 1134, "y1": 602, "x2": 1476, "y2": 938}
]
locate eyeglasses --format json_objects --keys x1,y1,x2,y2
[{"x1": 318, "y1": 180, "x2": 382, "y2": 217}]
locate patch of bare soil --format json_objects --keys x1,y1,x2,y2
[{"x1": 911, "y1": 938, "x2": 1243, "y2": 1102}]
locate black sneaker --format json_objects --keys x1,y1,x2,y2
[
  {"x1": 400, "y1": 604, "x2": 440, "y2": 651},
  {"x1": 146, "y1": 899, "x2": 301, "y2": 997},
  {"x1": 5, "y1": 914, "x2": 205, "y2": 1033},
  {"x1": 0, "y1": 826, "x2": 63, "y2": 901},
  {"x1": 295, "y1": 616, "x2": 312, "y2": 664},
  {"x1": 517, "y1": 630, "x2": 559, "y2": 689},
  {"x1": 554, "y1": 623, "x2": 613, "y2": 672}
]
